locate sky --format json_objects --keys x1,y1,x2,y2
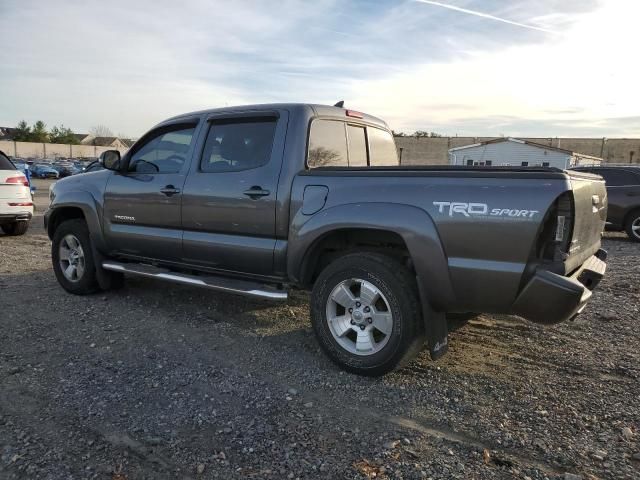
[{"x1": 0, "y1": 0, "x2": 638, "y2": 138}]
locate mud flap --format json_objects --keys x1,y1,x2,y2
[
  {"x1": 425, "y1": 303, "x2": 448, "y2": 360},
  {"x1": 417, "y1": 278, "x2": 449, "y2": 360},
  {"x1": 91, "y1": 243, "x2": 116, "y2": 290}
]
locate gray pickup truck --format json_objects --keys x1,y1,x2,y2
[{"x1": 46, "y1": 103, "x2": 608, "y2": 375}]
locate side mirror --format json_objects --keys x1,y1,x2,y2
[{"x1": 100, "y1": 150, "x2": 121, "y2": 171}]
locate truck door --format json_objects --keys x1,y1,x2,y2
[
  {"x1": 180, "y1": 111, "x2": 288, "y2": 276},
  {"x1": 103, "y1": 121, "x2": 199, "y2": 260}
]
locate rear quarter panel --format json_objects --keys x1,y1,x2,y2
[{"x1": 289, "y1": 171, "x2": 569, "y2": 312}]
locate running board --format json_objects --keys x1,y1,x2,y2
[{"x1": 101, "y1": 261, "x2": 288, "y2": 301}]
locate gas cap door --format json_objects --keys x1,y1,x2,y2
[{"x1": 302, "y1": 185, "x2": 329, "y2": 215}]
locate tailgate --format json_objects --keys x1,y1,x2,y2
[
  {"x1": 0, "y1": 170, "x2": 29, "y2": 200},
  {"x1": 564, "y1": 170, "x2": 607, "y2": 273}
]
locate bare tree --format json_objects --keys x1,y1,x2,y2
[
  {"x1": 308, "y1": 147, "x2": 342, "y2": 167},
  {"x1": 90, "y1": 125, "x2": 114, "y2": 137},
  {"x1": 117, "y1": 132, "x2": 137, "y2": 142}
]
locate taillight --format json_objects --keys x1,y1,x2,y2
[
  {"x1": 5, "y1": 175, "x2": 29, "y2": 187},
  {"x1": 538, "y1": 192, "x2": 574, "y2": 262},
  {"x1": 8, "y1": 202, "x2": 33, "y2": 207}
]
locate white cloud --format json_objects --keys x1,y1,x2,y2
[
  {"x1": 352, "y1": 0, "x2": 640, "y2": 136},
  {"x1": 0, "y1": 0, "x2": 636, "y2": 137}
]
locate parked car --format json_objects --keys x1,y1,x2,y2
[
  {"x1": 30, "y1": 164, "x2": 60, "y2": 179},
  {"x1": 52, "y1": 163, "x2": 82, "y2": 178},
  {"x1": 0, "y1": 150, "x2": 33, "y2": 235},
  {"x1": 11, "y1": 160, "x2": 35, "y2": 193},
  {"x1": 572, "y1": 165, "x2": 640, "y2": 242},
  {"x1": 12, "y1": 160, "x2": 28, "y2": 172},
  {"x1": 45, "y1": 103, "x2": 608, "y2": 376}
]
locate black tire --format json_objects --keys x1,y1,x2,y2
[
  {"x1": 311, "y1": 252, "x2": 424, "y2": 376},
  {"x1": 1, "y1": 221, "x2": 29, "y2": 236},
  {"x1": 624, "y1": 209, "x2": 640, "y2": 242},
  {"x1": 51, "y1": 219, "x2": 100, "y2": 295}
]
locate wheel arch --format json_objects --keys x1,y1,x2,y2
[
  {"x1": 623, "y1": 206, "x2": 640, "y2": 226},
  {"x1": 288, "y1": 202, "x2": 455, "y2": 311},
  {"x1": 47, "y1": 206, "x2": 85, "y2": 239},
  {"x1": 623, "y1": 206, "x2": 640, "y2": 239},
  {"x1": 46, "y1": 190, "x2": 105, "y2": 251},
  {"x1": 299, "y1": 227, "x2": 409, "y2": 286}
]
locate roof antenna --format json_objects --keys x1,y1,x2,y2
[{"x1": 334, "y1": 100, "x2": 344, "y2": 108}]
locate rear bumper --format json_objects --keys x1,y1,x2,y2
[
  {"x1": 0, "y1": 212, "x2": 33, "y2": 224},
  {"x1": 511, "y1": 249, "x2": 607, "y2": 324}
]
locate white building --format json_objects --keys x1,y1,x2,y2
[{"x1": 448, "y1": 137, "x2": 602, "y2": 169}]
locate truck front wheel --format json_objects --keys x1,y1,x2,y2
[
  {"x1": 310, "y1": 252, "x2": 425, "y2": 376},
  {"x1": 51, "y1": 219, "x2": 101, "y2": 295}
]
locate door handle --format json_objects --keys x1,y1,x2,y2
[
  {"x1": 243, "y1": 186, "x2": 270, "y2": 199},
  {"x1": 160, "y1": 185, "x2": 180, "y2": 196}
]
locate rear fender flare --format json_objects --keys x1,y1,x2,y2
[{"x1": 289, "y1": 202, "x2": 455, "y2": 311}]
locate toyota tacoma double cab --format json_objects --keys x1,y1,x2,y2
[{"x1": 46, "y1": 103, "x2": 608, "y2": 376}]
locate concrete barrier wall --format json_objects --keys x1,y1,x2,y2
[
  {"x1": 396, "y1": 137, "x2": 640, "y2": 165},
  {"x1": 3, "y1": 137, "x2": 637, "y2": 165},
  {"x1": 0, "y1": 140, "x2": 129, "y2": 160}
]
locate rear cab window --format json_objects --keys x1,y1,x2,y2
[
  {"x1": 368, "y1": 127, "x2": 399, "y2": 166},
  {"x1": 307, "y1": 119, "x2": 399, "y2": 168},
  {"x1": 308, "y1": 120, "x2": 348, "y2": 167},
  {"x1": 346, "y1": 125, "x2": 367, "y2": 166}
]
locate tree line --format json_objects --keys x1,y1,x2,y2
[
  {"x1": 393, "y1": 130, "x2": 443, "y2": 138},
  {"x1": 11, "y1": 121, "x2": 119, "y2": 144}
]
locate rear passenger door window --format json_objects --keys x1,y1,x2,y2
[
  {"x1": 368, "y1": 127, "x2": 399, "y2": 166},
  {"x1": 347, "y1": 125, "x2": 367, "y2": 166},
  {"x1": 200, "y1": 118, "x2": 277, "y2": 172},
  {"x1": 308, "y1": 120, "x2": 348, "y2": 167}
]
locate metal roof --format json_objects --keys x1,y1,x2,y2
[{"x1": 448, "y1": 137, "x2": 603, "y2": 161}]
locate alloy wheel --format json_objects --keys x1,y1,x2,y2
[{"x1": 325, "y1": 278, "x2": 393, "y2": 356}]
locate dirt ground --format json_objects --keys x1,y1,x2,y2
[{"x1": 0, "y1": 179, "x2": 639, "y2": 479}]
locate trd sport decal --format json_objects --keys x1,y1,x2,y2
[{"x1": 433, "y1": 201, "x2": 539, "y2": 218}]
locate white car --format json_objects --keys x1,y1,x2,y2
[{"x1": 0, "y1": 151, "x2": 33, "y2": 235}]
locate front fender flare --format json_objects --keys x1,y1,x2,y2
[{"x1": 46, "y1": 190, "x2": 106, "y2": 252}]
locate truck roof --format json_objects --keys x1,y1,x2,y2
[{"x1": 164, "y1": 103, "x2": 390, "y2": 130}]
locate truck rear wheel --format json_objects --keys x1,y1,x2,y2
[
  {"x1": 310, "y1": 252, "x2": 424, "y2": 376},
  {"x1": 625, "y1": 209, "x2": 640, "y2": 242}
]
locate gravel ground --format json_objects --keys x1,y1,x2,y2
[{"x1": 0, "y1": 179, "x2": 639, "y2": 479}]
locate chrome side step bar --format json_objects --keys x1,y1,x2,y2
[{"x1": 102, "y1": 261, "x2": 288, "y2": 301}]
